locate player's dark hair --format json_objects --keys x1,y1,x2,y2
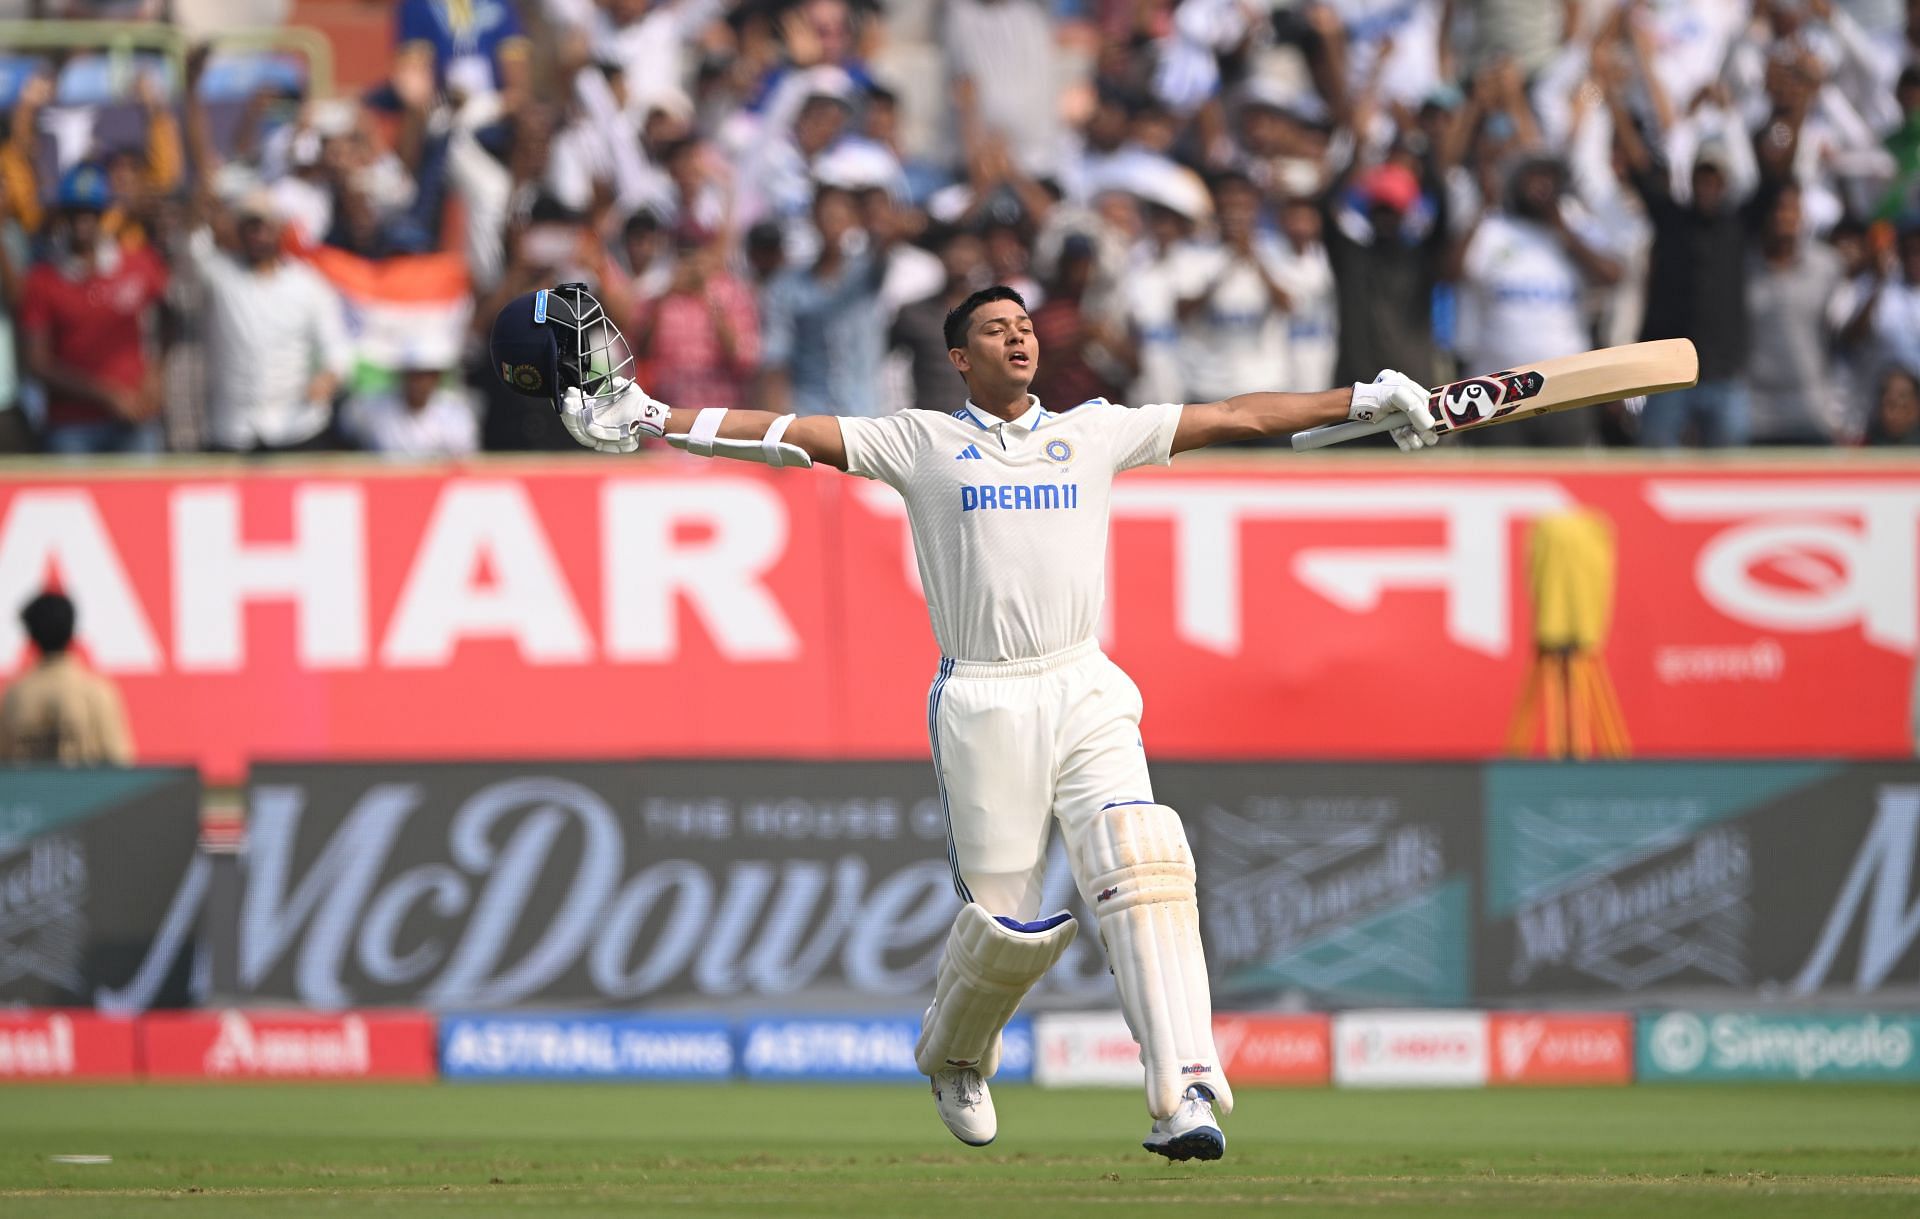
[
  {"x1": 944, "y1": 285, "x2": 1026, "y2": 351},
  {"x1": 21, "y1": 590, "x2": 75, "y2": 655}
]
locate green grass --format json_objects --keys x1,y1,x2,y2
[{"x1": 0, "y1": 1084, "x2": 1915, "y2": 1217}]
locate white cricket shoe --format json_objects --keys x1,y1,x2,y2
[
  {"x1": 1142, "y1": 1085, "x2": 1225, "y2": 1162},
  {"x1": 930, "y1": 1066, "x2": 997, "y2": 1147}
]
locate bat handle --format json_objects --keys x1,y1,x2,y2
[{"x1": 1290, "y1": 414, "x2": 1396, "y2": 451}]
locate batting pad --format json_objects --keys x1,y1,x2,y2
[
  {"x1": 914, "y1": 903, "x2": 1078, "y2": 1078},
  {"x1": 1078, "y1": 803, "x2": 1234, "y2": 1119}
]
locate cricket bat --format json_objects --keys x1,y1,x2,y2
[{"x1": 1290, "y1": 339, "x2": 1699, "y2": 450}]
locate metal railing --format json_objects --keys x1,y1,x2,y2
[{"x1": 0, "y1": 19, "x2": 334, "y2": 98}]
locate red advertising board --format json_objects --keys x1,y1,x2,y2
[
  {"x1": 0, "y1": 1011, "x2": 138, "y2": 1080},
  {"x1": 1213, "y1": 1014, "x2": 1330, "y2": 1085},
  {"x1": 0, "y1": 457, "x2": 1910, "y2": 780},
  {"x1": 1488, "y1": 1013, "x2": 1633, "y2": 1086},
  {"x1": 139, "y1": 1010, "x2": 437, "y2": 1080}
]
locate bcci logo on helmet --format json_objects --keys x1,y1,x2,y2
[{"x1": 501, "y1": 363, "x2": 544, "y2": 393}]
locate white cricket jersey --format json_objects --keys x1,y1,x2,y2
[{"x1": 838, "y1": 396, "x2": 1182, "y2": 663}]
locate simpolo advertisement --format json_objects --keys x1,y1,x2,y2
[
  {"x1": 0, "y1": 767, "x2": 203, "y2": 1011},
  {"x1": 1638, "y1": 1011, "x2": 1920, "y2": 1082}
]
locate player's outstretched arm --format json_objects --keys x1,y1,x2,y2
[
  {"x1": 1170, "y1": 371, "x2": 1438, "y2": 454},
  {"x1": 560, "y1": 378, "x2": 849, "y2": 470}
]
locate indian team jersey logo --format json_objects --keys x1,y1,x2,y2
[{"x1": 1044, "y1": 439, "x2": 1074, "y2": 464}]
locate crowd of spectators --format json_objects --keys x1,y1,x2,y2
[{"x1": 4, "y1": 0, "x2": 1920, "y2": 453}]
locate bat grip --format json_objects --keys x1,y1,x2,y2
[{"x1": 1290, "y1": 414, "x2": 1396, "y2": 451}]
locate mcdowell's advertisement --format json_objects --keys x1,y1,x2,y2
[
  {"x1": 0, "y1": 768, "x2": 203, "y2": 1011},
  {"x1": 1178, "y1": 764, "x2": 1479, "y2": 1007},
  {"x1": 216, "y1": 763, "x2": 1119, "y2": 1010},
  {"x1": 1478, "y1": 764, "x2": 1920, "y2": 1003}
]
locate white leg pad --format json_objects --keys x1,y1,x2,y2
[
  {"x1": 1078, "y1": 803, "x2": 1233, "y2": 1120},
  {"x1": 914, "y1": 903, "x2": 1077, "y2": 1078}
]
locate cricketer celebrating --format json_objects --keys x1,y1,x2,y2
[{"x1": 491, "y1": 282, "x2": 1439, "y2": 1162}]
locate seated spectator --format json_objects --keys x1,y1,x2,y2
[
  {"x1": 1031, "y1": 233, "x2": 1133, "y2": 408},
  {"x1": 1867, "y1": 365, "x2": 1920, "y2": 444},
  {"x1": 0, "y1": 188, "x2": 26, "y2": 452},
  {"x1": 632, "y1": 235, "x2": 761, "y2": 412},
  {"x1": 0, "y1": 590, "x2": 133, "y2": 767},
  {"x1": 340, "y1": 345, "x2": 479, "y2": 458},
  {"x1": 19, "y1": 165, "x2": 169, "y2": 455}
]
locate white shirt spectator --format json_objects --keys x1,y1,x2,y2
[
  {"x1": 945, "y1": 0, "x2": 1062, "y2": 177},
  {"x1": 1458, "y1": 212, "x2": 1611, "y2": 376},
  {"x1": 1125, "y1": 246, "x2": 1187, "y2": 407},
  {"x1": 342, "y1": 383, "x2": 480, "y2": 457},
  {"x1": 1171, "y1": 238, "x2": 1291, "y2": 402},
  {"x1": 1329, "y1": 0, "x2": 1444, "y2": 108},
  {"x1": 187, "y1": 229, "x2": 352, "y2": 450},
  {"x1": 1268, "y1": 239, "x2": 1338, "y2": 392},
  {"x1": 1632, "y1": 0, "x2": 1746, "y2": 120}
]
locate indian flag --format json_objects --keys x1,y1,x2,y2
[{"x1": 306, "y1": 246, "x2": 472, "y2": 384}]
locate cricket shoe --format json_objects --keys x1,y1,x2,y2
[
  {"x1": 930, "y1": 1066, "x2": 996, "y2": 1146},
  {"x1": 1142, "y1": 1085, "x2": 1224, "y2": 1162}
]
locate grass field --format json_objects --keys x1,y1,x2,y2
[{"x1": 1, "y1": 1083, "x2": 1916, "y2": 1217}]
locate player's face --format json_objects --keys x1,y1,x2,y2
[{"x1": 952, "y1": 300, "x2": 1037, "y2": 390}]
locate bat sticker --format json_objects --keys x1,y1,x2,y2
[{"x1": 1432, "y1": 370, "x2": 1546, "y2": 430}]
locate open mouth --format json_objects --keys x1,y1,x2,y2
[{"x1": 1008, "y1": 351, "x2": 1031, "y2": 367}]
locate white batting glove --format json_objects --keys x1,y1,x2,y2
[
  {"x1": 1350, "y1": 369, "x2": 1439, "y2": 451},
  {"x1": 559, "y1": 377, "x2": 671, "y2": 454}
]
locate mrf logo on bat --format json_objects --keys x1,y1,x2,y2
[{"x1": 1432, "y1": 370, "x2": 1546, "y2": 430}]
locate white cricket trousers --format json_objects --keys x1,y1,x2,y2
[{"x1": 927, "y1": 637, "x2": 1157, "y2": 919}]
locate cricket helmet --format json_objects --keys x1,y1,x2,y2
[{"x1": 488, "y1": 282, "x2": 635, "y2": 413}]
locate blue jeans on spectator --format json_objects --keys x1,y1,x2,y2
[
  {"x1": 43, "y1": 420, "x2": 162, "y2": 455},
  {"x1": 1638, "y1": 379, "x2": 1750, "y2": 448}
]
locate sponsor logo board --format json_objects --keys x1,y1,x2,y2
[
  {"x1": 1183, "y1": 765, "x2": 1478, "y2": 1009},
  {"x1": 1033, "y1": 1011, "x2": 1142, "y2": 1088},
  {"x1": 0, "y1": 1010, "x2": 137, "y2": 1080},
  {"x1": 439, "y1": 1014, "x2": 732, "y2": 1080},
  {"x1": 739, "y1": 1016, "x2": 1032, "y2": 1082},
  {"x1": 140, "y1": 1010, "x2": 437, "y2": 1080},
  {"x1": 1638, "y1": 1011, "x2": 1920, "y2": 1082},
  {"x1": 0, "y1": 769, "x2": 203, "y2": 1012},
  {"x1": 1488, "y1": 1013, "x2": 1632, "y2": 1085},
  {"x1": 5, "y1": 465, "x2": 1916, "y2": 782},
  {"x1": 1333, "y1": 1011, "x2": 1489, "y2": 1087},
  {"x1": 1212, "y1": 1014, "x2": 1330, "y2": 1086}
]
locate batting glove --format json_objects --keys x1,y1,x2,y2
[
  {"x1": 559, "y1": 377, "x2": 671, "y2": 454},
  {"x1": 1350, "y1": 369, "x2": 1439, "y2": 451}
]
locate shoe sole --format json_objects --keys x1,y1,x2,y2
[{"x1": 1143, "y1": 1126, "x2": 1224, "y2": 1162}]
